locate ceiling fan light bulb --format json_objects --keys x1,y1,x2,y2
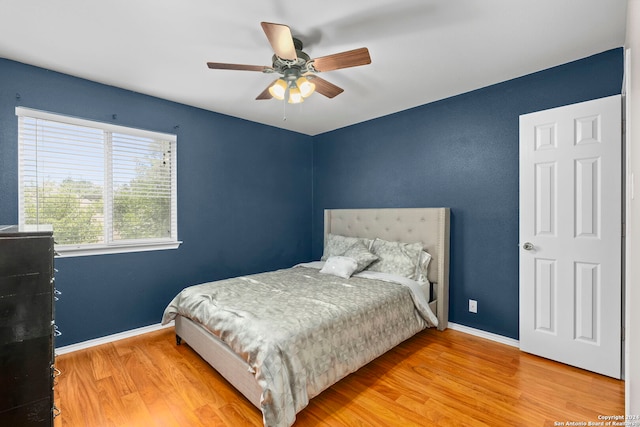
[
  {"x1": 288, "y1": 87, "x2": 304, "y2": 104},
  {"x1": 297, "y1": 77, "x2": 316, "y2": 98},
  {"x1": 268, "y1": 79, "x2": 287, "y2": 100}
]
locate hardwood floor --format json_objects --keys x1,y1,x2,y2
[{"x1": 53, "y1": 327, "x2": 624, "y2": 426}]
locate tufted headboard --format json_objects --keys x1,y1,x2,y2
[{"x1": 324, "y1": 207, "x2": 450, "y2": 330}]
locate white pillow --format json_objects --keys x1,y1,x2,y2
[{"x1": 319, "y1": 256, "x2": 359, "y2": 279}]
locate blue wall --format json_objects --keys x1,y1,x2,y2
[
  {"x1": 312, "y1": 48, "x2": 623, "y2": 339},
  {"x1": 0, "y1": 59, "x2": 313, "y2": 346},
  {"x1": 0, "y1": 48, "x2": 623, "y2": 345}
]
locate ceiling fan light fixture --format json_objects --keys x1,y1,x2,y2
[
  {"x1": 268, "y1": 78, "x2": 287, "y2": 100},
  {"x1": 288, "y1": 86, "x2": 304, "y2": 104},
  {"x1": 296, "y1": 76, "x2": 316, "y2": 98}
]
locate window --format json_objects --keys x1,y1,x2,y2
[{"x1": 16, "y1": 107, "x2": 180, "y2": 256}]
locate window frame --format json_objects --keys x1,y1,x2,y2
[{"x1": 16, "y1": 107, "x2": 181, "y2": 257}]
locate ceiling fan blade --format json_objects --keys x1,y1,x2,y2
[
  {"x1": 260, "y1": 22, "x2": 297, "y2": 60},
  {"x1": 256, "y1": 80, "x2": 278, "y2": 100},
  {"x1": 307, "y1": 76, "x2": 344, "y2": 98},
  {"x1": 207, "y1": 62, "x2": 272, "y2": 72},
  {"x1": 312, "y1": 47, "x2": 371, "y2": 72}
]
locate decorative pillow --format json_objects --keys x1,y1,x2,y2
[
  {"x1": 319, "y1": 256, "x2": 359, "y2": 279},
  {"x1": 367, "y1": 238, "x2": 424, "y2": 279},
  {"x1": 321, "y1": 234, "x2": 372, "y2": 261},
  {"x1": 340, "y1": 241, "x2": 379, "y2": 273},
  {"x1": 415, "y1": 250, "x2": 432, "y2": 283}
]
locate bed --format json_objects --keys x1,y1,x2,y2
[{"x1": 162, "y1": 207, "x2": 450, "y2": 426}]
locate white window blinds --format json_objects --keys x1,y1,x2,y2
[{"x1": 17, "y1": 107, "x2": 179, "y2": 256}]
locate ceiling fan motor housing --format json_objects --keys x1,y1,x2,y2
[{"x1": 270, "y1": 37, "x2": 314, "y2": 78}]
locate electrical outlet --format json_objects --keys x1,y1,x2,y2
[{"x1": 469, "y1": 299, "x2": 478, "y2": 313}]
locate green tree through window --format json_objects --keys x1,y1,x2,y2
[{"x1": 24, "y1": 179, "x2": 104, "y2": 245}]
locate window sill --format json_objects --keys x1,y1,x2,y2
[{"x1": 54, "y1": 240, "x2": 182, "y2": 258}]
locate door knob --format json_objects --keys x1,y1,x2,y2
[{"x1": 522, "y1": 242, "x2": 534, "y2": 251}]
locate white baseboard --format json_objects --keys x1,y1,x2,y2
[
  {"x1": 448, "y1": 322, "x2": 519, "y2": 348},
  {"x1": 56, "y1": 320, "x2": 517, "y2": 355},
  {"x1": 55, "y1": 321, "x2": 175, "y2": 355}
]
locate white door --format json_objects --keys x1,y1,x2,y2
[{"x1": 519, "y1": 95, "x2": 622, "y2": 379}]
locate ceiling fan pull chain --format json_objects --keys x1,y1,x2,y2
[{"x1": 282, "y1": 86, "x2": 288, "y2": 121}]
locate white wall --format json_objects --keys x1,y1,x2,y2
[{"x1": 625, "y1": 0, "x2": 640, "y2": 415}]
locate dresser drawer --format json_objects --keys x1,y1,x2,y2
[
  {"x1": 0, "y1": 336, "x2": 52, "y2": 412},
  {"x1": 0, "y1": 291, "x2": 52, "y2": 345},
  {"x1": 0, "y1": 397, "x2": 52, "y2": 427},
  {"x1": 0, "y1": 236, "x2": 52, "y2": 277},
  {"x1": 0, "y1": 273, "x2": 51, "y2": 298}
]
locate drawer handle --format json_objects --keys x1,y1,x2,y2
[
  {"x1": 53, "y1": 405, "x2": 61, "y2": 418},
  {"x1": 53, "y1": 366, "x2": 61, "y2": 386},
  {"x1": 54, "y1": 326, "x2": 62, "y2": 337}
]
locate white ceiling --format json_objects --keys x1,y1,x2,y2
[{"x1": 0, "y1": 0, "x2": 628, "y2": 136}]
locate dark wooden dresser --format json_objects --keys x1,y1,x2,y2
[{"x1": 0, "y1": 225, "x2": 57, "y2": 426}]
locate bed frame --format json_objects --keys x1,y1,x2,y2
[{"x1": 174, "y1": 207, "x2": 450, "y2": 410}]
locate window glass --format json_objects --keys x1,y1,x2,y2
[{"x1": 17, "y1": 107, "x2": 180, "y2": 256}]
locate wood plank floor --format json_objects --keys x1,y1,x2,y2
[{"x1": 53, "y1": 327, "x2": 624, "y2": 426}]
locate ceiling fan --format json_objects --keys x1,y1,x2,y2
[{"x1": 206, "y1": 22, "x2": 372, "y2": 104}]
